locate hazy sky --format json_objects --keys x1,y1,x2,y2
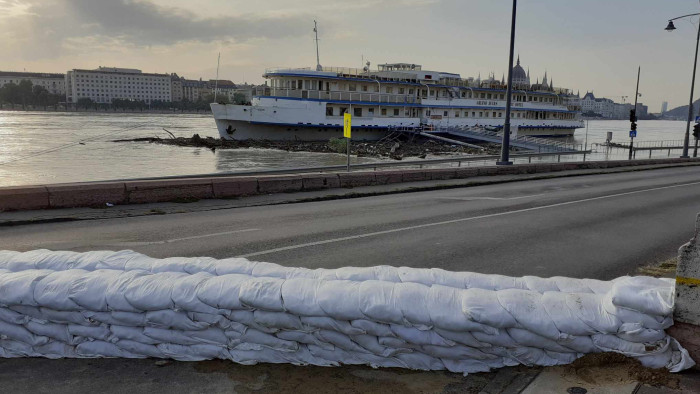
[{"x1": 2, "y1": 0, "x2": 700, "y2": 111}]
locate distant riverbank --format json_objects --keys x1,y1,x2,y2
[{"x1": 0, "y1": 104, "x2": 208, "y2": 114}]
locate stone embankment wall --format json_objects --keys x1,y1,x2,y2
[{"x1": 0, "y1": 158, "x2": 697, "y2": 212}]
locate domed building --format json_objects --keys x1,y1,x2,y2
[{"x1": 511, "y1": 56, "x2": 530, "y2": 88}]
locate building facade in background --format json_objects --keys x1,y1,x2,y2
[
  {"x1": 661, "y1": 101, "x2": 668, "y2": 114},
  {"x1": 0, "y1": 71, "x2": 66, "y2": 95},
  {"x1": 65, "y1": 67, "x2": 172, "y2": 104},
  {"x1": 581, "y1": 92, "x2": 648, "y2": 119}
]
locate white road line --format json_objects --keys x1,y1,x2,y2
[
  {"x1": 113, "y1": 228, "x2": 260, "y2": 246},
  {"x1": 438, "y1": 194, "x2": 545, "y2": 201},
  {"x1": 237, "y1": 180, "x2": 700, "y2": 258}
]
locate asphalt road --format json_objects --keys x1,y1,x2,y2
[{"x1": 3, "y1": 165, "x2": 700, "y2": 280}]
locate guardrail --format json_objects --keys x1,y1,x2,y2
[{"x1": 73, "y1": 151, "x2": 593, "y2": 185}]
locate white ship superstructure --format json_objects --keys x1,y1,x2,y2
[{"x1": 211, "y1": 58, "x2": 583, "y2": 141}]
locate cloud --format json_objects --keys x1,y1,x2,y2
[{"x1": 0, "y1": 0, "x2": 313, "y2": 59}]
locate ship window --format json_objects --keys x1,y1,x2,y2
[
  {"x1": 443, "y1": 111, "x2": 448, "y2": 116},
  {"x1": 479, "y1": 112, "x2": 483, "y2": 117},
  {"x1": 472, "y1": 112, "x2": 476, "y2": 117},
  {"x1": 422, "y1": 90, "x2": 427, "y2": 97},
  {"x1": 349, "y1": 84, "x2": 357, "y2": 91},
  {"x1": 368, "y1": 108, "x2": 374, "y2": 115},
  {"x1": 480, "y1": 93, "x2": 485, "y2": 98},
  {"x1": 430, "y1": 90, "x2": 435, "y2": 96},
  {"x1": 455, "y1": 111, "x2": 459, "y2": 117},
  {"x1": 354, "y1": 107, "x2": 362, "y2": 117},
  {"x1": 498, "y1": 112, "x2": 502, "y2": 117},
  {"x1": 426, "y1": 110, "x2": 431, "y2": 116},
  {"x1": 362, "y1": 85, "x2": 368, "y2": 92},
  {"x1": 381, "y1": 108, "x2": 387, "y2": 115},
  {"x1": 408, "y1": 89, "x2": 414, "y2": 94},
  {"x1": 393, "y1": 108, "x2": 399, "y2": 116},
  {"x1": 326, "y1": 106, "x2": 333, "y2": 116},
  {"x1": 461, "y1": 92, "x2": 466, "y2": 97},
  {"x1": 340, "y1": 107, "x2": 348, "y2": 114},
  {"x1": 399, "y1": 88, "x2": 405, "y2": 94},
  {"x1": 493, "y1": 112, "x2": 497, "y2": 117},
  {"x1": 298, "y1": 80, "x2": 303, "y2": 89},
  {"x1": 386, "y1": 87, "x2": 393, "y2": 94},
  {"x1": 487, "y1": 94, "x2": 492, "y2": 99}
]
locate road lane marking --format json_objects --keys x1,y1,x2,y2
[
  {"x1": 438, "y1": 194, "x2": 544, "y2": 201},
  {"x1": 237, "y1": 180, "x2": 700, "y2": 258},
  {"x1": 112, "y1": 228, "x2": 260, "y2": 246}
]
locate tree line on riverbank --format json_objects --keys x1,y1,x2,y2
[
  {"x1": 0, "y1": 80, "x2": 63, "y2": 109},
  {"x1": 0, "y1": 80, "x2": 246, "y2": 112}
]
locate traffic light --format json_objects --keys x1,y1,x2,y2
[
  {"x1": 693, "y1": 123, "x2": 700, "y2": 139},
  {"x1": 631, "y1": 122, "x2": 637, "y2": 131},
  {"x1": 629, "y1": 109, "x2": 637, "y2": 123}
]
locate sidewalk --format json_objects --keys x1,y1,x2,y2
[{"x1": 0, "y1": 355, "x2": 696, "y2": 393}]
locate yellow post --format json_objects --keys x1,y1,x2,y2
[{"x1": 344, "y1": 113, "x2": 351, "y2": 171}]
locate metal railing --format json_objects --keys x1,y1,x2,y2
[
  {"x1": 74, "y1": 151, "x2": 594, "y2": 185},
  {"x1": 265, "y1": 88, "x2": 418, "y2": 104},
  {"x1": 437, "y1": 125, "x2": 582, "y2": 153}
]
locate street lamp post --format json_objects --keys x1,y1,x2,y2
[
  {"x1": 498, "y1": 0, "x2": 518, "y2": 165},
  {"x1": 665, "y1": 13, "x2": 700, "y2": 158}
]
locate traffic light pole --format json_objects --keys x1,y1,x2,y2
[{"x1": 629, "y1": 66, "x2": 640, "y2": 161}]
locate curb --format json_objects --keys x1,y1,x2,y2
[{"x1": 1, "y1": 158, "x2": 699, "y2": 212}]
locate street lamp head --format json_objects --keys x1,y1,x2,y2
[{"x1": 665, "y1": 20, "x2": 676, "y2": 31}]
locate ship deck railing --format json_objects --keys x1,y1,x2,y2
[{"x1": 429, "y1": 125, "x2": 583, "y2": 153}]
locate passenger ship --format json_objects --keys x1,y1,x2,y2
[{"x1": 211, "y1": 58, "x2": 583, "y2": 141}]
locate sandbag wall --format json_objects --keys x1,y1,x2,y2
[{"x1": 0, "y1": 250, "x2": 694, "y2": 373}]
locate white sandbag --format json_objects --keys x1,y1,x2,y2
[
  {"x1": 124, "y1": 272, "x2": 189, "y2": 311},
  {"x1": 68, "y1": 270, "x2": 123, "y2": 311},
  {"x1": 114, "y1": 340, "x2": 165, "y2": 358},
  {"x1": 196, "y1": 274, "x2": 250, "y2": 311},
  {"x1": 300, "y1": 316, "x2": 365, "y2": 336},
  {"x1": 144, "y1": 310, "x2": 208, "y2": 330},
  {"x1": 609, "y1": 277, "x2": 675, "y2": 316},
  {"x1": 109, "y1": 325, "x2": 160, "y2": 345},
  {"x1": 0, "y1": 270, "x2": 53, "y2": 306},
  {"x1": 0, "y1": 249, "x2": 693, "y2": 374},
  {"x1": 104, "y1": 271, "x2": 148, "y2": 312},
  {"x1": 169, "y1": 272, "x2": 219, "y2": 314},
  {"x1": 68, "y1": 324, "x2": 111, "y2": 341},
  {"x1": 76, "y1": 340, "x2": 143, "y2": 358},
  {"x1": 239, "y1": 277, "x2": 285, "y2": 312},
  {"x1": 0, "y1": 320, "x2": 49, "y2": 346},
  {"x1": 280, "y1": 278, "x2": 325, "y2": 317},
  {"x1": 461, "y1": 288, "x2": 518, "y2": 328},
  {"x1": 496, "y1": 290, "x2": 562, "y2": 340},
  {"x1": 25, "y1": 320, "x2": 72, "y2": 343},
  {"x1": 358, "y1": 281, "x2": 403, "y2": 324},
  {"x1": 34, "y1": 270, "x2": 88, "y2": 311},
  {"x1": 275, "y1": 330, "x2": 334, "y2": 350},
  {"x1": 0, "y1": 308, "x2": 28, "y2": 325},
  {"x1": 316, "y1": 280, "x2": 364, "y2": 321},
  {"x1": 253, "y1": 310, "x2": 303, "y2": 331}
]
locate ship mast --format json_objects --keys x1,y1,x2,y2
[{"x1": 314, "y1": 20, "x2": 322, "y2": 71}]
